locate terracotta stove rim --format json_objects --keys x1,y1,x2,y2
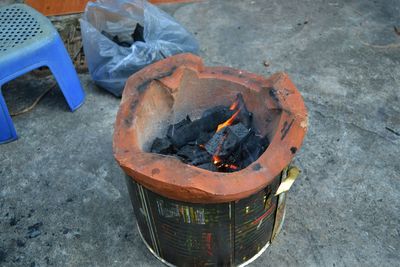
[{"x1": 113, "y1": 53, "x2": 308, "y2": 203}]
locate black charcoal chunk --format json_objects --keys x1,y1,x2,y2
[
  {"x1": 204, "y1": 128, "x2": 226, "y2": 155},
  {"x1": 191, "y1": 151, "x2": 212, "y2": 166},
  {"x1": 151, "y1": 137, "x2": 174, "y2": 154},
  {"x1": 218, "y1": 131, "x2": 240, "y2": 157},
  {"x1": 188, "y1": 131, "x2": 213, "y2": 146},
  {"x1": 237, "y1": 110, "x2": 253, "y2": 128},
  {"x1": 132, "y1": 24, "x2": 145, "y2": 42},
  {"x1": 117, "y1": 41, "x2": 132, "y2": 47},
  {"x1": 199, "y1": 105, "x2": 235, "y2": 132},
  {"x1": 168, "y1": 123, "x2": 200, "y2": 148},
  {"x1": 187, "y1": 130, "x2": 215, "y2": 146},
  {"x1": 176, "y1": 145, "x2": 211, "y2": 165},
  {"x1": 101, "y1": 31, "x2": 114, "y2": 42},
  {"x1": 167, "y1": 116, "x2": 198, "y2": 148},
  {"x1": 101, "y1": 30, "x2": 136, "y2": 47},
  {"x1": 241, "y1": 133, "x2": 261, "y2": 161},
  {"x1": 196, "y1": 131, "x2": 214, "y2": 145},
  {"x1": 230, "y1": 123, "x2": 251, "y2": 140},
  {"x1": 225, "y1": 146, "x2": 242, "y2": 165},
  {"x1": 240, "y1": 133, "x2": 269, "y2": 168},
  {"x1": 167, "y1": 116, "x2": 191, "y2": 138},
  {"x1": 205, "y1": 123, "x2": 251, "y2": 157},
  {"x1": 112, "y1": 35, "x2": 132, "y2": 47},
  {"x1": 219, "y1": 123, "x2": 251, "y2": 157},
  {"x1": 176, "y1": 145, "x2": 199, "y2": 159}
]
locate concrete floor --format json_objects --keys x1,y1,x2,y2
[{"x1": 1, "y1": 0, "x2": 400, "y2": 266}]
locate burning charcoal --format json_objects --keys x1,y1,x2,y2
[
  {"x1": 218, "y1": 130, "x2": 240, "y2": 157},
  {"x1": 217, "y1": 123, "x2": 251, "y2": 157},
  {"x1": 149, "y1": 95, "x2": 270, "y2": 173},
  {"x1": 151, "y1": 137, "x2": 174, "y2": 154},
  {"x1": 176, "y1": 145, "x2": 211, "y2": 165},
  {"x1": 231, "y1": 94, "x2": 253, "y2": 128},
  {"x1": 220, "y1": 164, "x2": 240, "y2": 173},
  {"x1": 196, "y1": 163, "x2": 218, "y2": 172},
  {"x1": 199, "y1": 106, "x2": 235, "y2": 132},
  {"x1": 168, "y1": 118, "x2": 216, "y2": 148},
  {"x1": 205, "y1": 123, "x2": 251, "y2": 157},
  {"x1": 132, "y1": 24, "x2": 145, "y2": 42},
  {"x1": 205, "y1": 129, "x2": 226, "y2": 155},
  {"x1": 169, "y1": 107, "x2": 235, "y2": 148}
]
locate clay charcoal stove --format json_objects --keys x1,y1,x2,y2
[
  {"x1": 113, "y1": 54, "x2": 308, "y2": 266},
  {"x1": 150, "y1": 93, "x2": 269, "y2": 172}
]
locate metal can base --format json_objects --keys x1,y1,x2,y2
[{"x1": 137, "y1": 223, "x2": 271, "y2": 267}]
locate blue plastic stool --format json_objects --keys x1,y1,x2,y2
[{"x1": 0, "y1": 4, "x2": 85, "y2": 144}]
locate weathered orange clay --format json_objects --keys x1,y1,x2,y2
[{"x1": 113, "y1": 53, "x2": 308, "y2": 203}]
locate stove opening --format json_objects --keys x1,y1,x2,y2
[{"x1": 150, "y1": 93, "x2": 270, "y2": 172}]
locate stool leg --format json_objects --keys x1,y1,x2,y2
[
  {"x1": 0, "y1": 90, "x2": 17, "y2": 144},
  {"x1": 47, "y1": 36, "x2": 85, "y2": 112}
]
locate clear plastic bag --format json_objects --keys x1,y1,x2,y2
[{"x1": 80, "y1": 0, "x2": 199, "y2": 96}]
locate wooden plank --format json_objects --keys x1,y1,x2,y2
[{"x1": 25, "y1": 0, "x2": 198, "y2": 16}]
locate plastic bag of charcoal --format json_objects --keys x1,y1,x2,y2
[{"x1": 80, "y1": 0, "x2": 199, "y2": 96}]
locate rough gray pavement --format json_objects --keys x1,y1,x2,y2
[{"x1": 1, "y1": 0, "x2": 400, "y2": 266}]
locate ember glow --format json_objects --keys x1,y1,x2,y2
[
  {"x1": 213, "y1": 155, "x2": 222, "y2": 165},
  {"x1": 213, "y1": 155, "x2": 238, "y2": 171},
  {"x1": 225, "y1": 164, "x2": 238, "y2": 170}
]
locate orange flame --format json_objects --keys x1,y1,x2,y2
[
  {"x1": 229, "y1": 99, "x2": 239, "y2": 111},
  {"x1": 216, "y1": 109, "x2": 240, "y2": 132}
]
